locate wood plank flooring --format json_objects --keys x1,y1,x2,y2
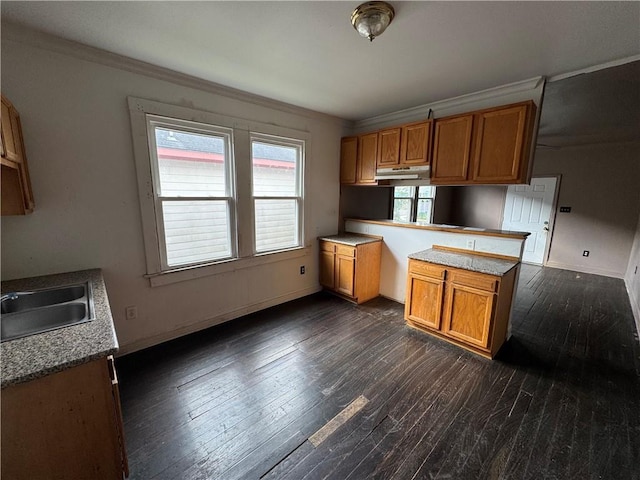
[{"x1": 116, "y1": 265, "x2": 640, "y2": 479}]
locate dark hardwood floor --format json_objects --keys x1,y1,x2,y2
[{"x1": 116, "y1": 265, "x2": 640, "y2": 479}]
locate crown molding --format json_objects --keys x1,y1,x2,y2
[
  {"x1": 547, "y1": 54, "x2": 640, "y2": 82},
  {"x1": 1, "y1": 21, "x2": 351, "y2": 128},
  {"x1": 353, "y1": 76, "x2": 545, "y2": 133}
]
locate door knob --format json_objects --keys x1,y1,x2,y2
[{"x1": 543, "y1": 226, "x2": 549, "y2": 232}]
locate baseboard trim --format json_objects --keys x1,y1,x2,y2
[
  {"x1": 116, "y1": 286, "x2": 321, "y2": 356},
  {"x1": 544, "y1": 261, "x2": 623, "y2": 279}
]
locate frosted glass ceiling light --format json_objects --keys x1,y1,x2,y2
[{"x1": 351, "y1": 1, "x2": 395, "y2": 42}]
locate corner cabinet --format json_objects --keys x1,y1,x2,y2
[
  {"x1": 340, "y1": 134, "x2": 378, "y2": 185},
  {"x1": 405, "y1": 258, "x2": 519, "y2": 358},
  {"x1": 319, "y1": 238, "x2": 382, "y2": 304},
  {"x1": 1, "y1": 356, "x2": 129, "y2": 479},
  {"x1": 431, "y1": 101, "x2": 536, "y2": 185},
  {"x1": 1, "y1": 95, "x2": 34, "y2": 215}
]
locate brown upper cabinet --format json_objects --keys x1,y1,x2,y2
[
  {"x1": 377, "y1": 119, "x2": 433, "y2": 168},
  {"x1": 341, "y1": 119, "x2": 433, "y2": 185},
  {"x1": 340, "y1": 133, "x2": 378, "y2": 185},
  {"x1": 431, "y1": 100, "x2": 536, "y2": 185},
  {"x1": 1, "y1": 94, "x2": 34, "y2": 215}
]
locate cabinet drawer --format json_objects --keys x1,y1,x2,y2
[
  {"x1": 320, "y1": 241, "x2": 335, "y2": 252},
  {"x1": 336, "y1": 244, "x2": 356, "y2": 257},
  {"x1": 448, "y1": 269, "x2": 498, "y2": 292},
  {"x1": 408, "y1": 260, "x2": 446, "y2": 279}
]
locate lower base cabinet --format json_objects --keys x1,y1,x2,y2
[
  {"x1": 405, "y1": 259, "x2": 518, "y2": 358},
  {"x1": 1, "y1": 356, "x2": 128, "y2": 479},
  {"x1": 320, "y1": 239, "x2": 382, "y2": 304}
]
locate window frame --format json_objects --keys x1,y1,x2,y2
[
  {"x1": 250, "y1": 133, "x2": 305, "y2": 254},
  {"x1": 146, "y1": 115, "x2": 237, "y2": 270},
  {"x1": 128, "y1": 97, "x2": 311, "y2": 287},
  {"x1": 391, "y1": 185, "x2": 436, "y2": 222}
]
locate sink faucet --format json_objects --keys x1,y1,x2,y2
[{"x1": 1, "y1": 293, "x2": 19, "y2": 302}]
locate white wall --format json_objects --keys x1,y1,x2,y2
[
  {"x1": 533, "y1": 143, "x2": 640, "y2": 278},
  {"x1": 1, "y1": 31, "x2": 345, "y2": 353}
]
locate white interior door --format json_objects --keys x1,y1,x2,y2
[{"x1": 502, "y1": 177, "x2": 558, "y2": 265}]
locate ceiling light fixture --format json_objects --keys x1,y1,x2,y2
[{"x1": 351, "y1": 1, "x2": 395, "y2": 42}]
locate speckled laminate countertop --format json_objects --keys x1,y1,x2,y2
[
  {"x1": 408, "y1": 249, "x2": 519, "y2": 276},
  {"x1": 318, "y1": 234, "x2": 382, "y2": 246},
  {"x1": 1, "y1": 269, "x2": 118, "y2": 388}
]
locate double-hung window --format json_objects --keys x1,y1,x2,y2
[
  {"x1": 130, "y1": 97, "x2": 309, "y2": 285},
  {"x1": 392, "y1": 186, "x2": 436, "y2": 222},
  {"x1": 251, "y1": 134, "x2": 304, "y2": 253},
  {"x1": 147, "y1": 116, "x2": 236, "y2": 269}
]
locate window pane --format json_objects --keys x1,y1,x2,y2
[
  {"x1": 255, "y1": 199, "x2": 298, "y2": 252},
  {"x1": 252, "y1": 141, "x2": 298, "y2": 197},
  {"x1": 394, "y1": 186, "x2": 415, "y2": 198},
  {"x1": 162, "y1": 200, "x2": 231, "y2": 266},
  {"x1": 155, "y1": 127, "x2": 227, "y2": 197},
  {"x1": 393, "y1": 198, "x2": 413, "y2": 222},
  {"x1": 416, "y1": 199, "x2": 433, "y2": 222},
  {"x1": 418, "y1": 186, "x2": 435, "y2": 198}
]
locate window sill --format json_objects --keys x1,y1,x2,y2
[{"x1": 145, "y1": 246, "x2": 312, "y2": 287}]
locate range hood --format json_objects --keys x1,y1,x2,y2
[{"x1": 374, "y1": 165, "x2": 431, "y2": 181}]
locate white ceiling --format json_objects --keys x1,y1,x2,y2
[{"x1": 2, "y1": 1, "x2": 639, "y2": 121}]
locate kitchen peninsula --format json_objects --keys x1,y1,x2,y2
[
  {"x1": 341, "y1": 219, "x2": 529, "y2": 358},
  {"x1": 344, "y1": 218, "x2": 529, "y2": 302}
]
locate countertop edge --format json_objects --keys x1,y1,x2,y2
[
  {"x1": 346, "y1": 218, "x2": 530, "y2": 240},
  {"x1": 408, "y1": 249, "x2": 520, "y2": 277},
  {"x1": 318, "y1": 234, "x2": 383, "y2": 246},
  {"x1": 1, "y1": 269, "x2": 119, "y2": 389}
]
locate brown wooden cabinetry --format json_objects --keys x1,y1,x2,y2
[
  {"x1": 431, "y1": 101, "x2": 536, "y2": 185},
  {"x1": 1, "y1": 356, "x2": 128, "y2": 479},
  {"x1": 340, "y1": 134, "x2": 378, "y2": 185},
  {"x1": 340, "y1": 119, "x2": 432, "y2": 184},
  {"x1": 376, "y1": 127, "x2": 401, "y2": 167},
  {"x1": 376, "y1": 120, "x2": 433, "y2": 169},
  {"x1": 400, "y1": 120, "x2": 433, "y2": 166},
  {"x1": 405, "y1": 258, "x2": 518, "y2": 358},
  {"x1": 1, "y1": 94, "x2": 34, "y2": 215},
  {"x1": 319, "y1": 238, "x2": 382, "y2": 304}
]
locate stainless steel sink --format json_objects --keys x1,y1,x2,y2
[{"x1": 1, "y1": 283, "x2": 94, "y2": 342}]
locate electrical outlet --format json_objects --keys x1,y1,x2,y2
[
  {"x1": 582, "y1": 250, "x2": 589, "y2": 257},
  {"x1": 560, "y1": 206, "x2": 572, "y2": 213},
  {"x1": 466, "y1": 239, "x2": 475, "y2": 250},
  {"x1": 125, "y1": 306, "x2": 138, "y2": 320},
  {"x1": 300, "y1": 265, "x2": 305, "y2": 275}
]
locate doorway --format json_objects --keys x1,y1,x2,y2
[{"x1": 501, "y1": 176, "x2": 559, "y2": 265}]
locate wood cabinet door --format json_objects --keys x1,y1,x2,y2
[
  {"x1": 431, "y1": 115, "x2": 474, "y2": 184},
  {"x1": 442, "y1": 282, "x2": 495, "y2": 349},
  {"x1": 1, "y1": 98, "x2": 20, "y2": 163},
  {"x1": 400, "y1": 120, "x2": 432, "y2": 166},
  {"x1": 335, "y1": 254, "x2": 355, "y2": 297},
  {"x1": 472, "y1": 103, "x2": 531, "y2": 183},
  {"x1": 377, "y1": 128, "x2": 401, "y2": 167},
  {"x1": 357, "y1": 133, "x2": 378, "y2": 184},
  {"x1": 319, "y1": 250, "x2": 336, "y2": 289},
  {"x1": 340, "y1": 136, "x2": 358, "y2": 184},
  {"x1": 405, "y1": 273, "x2": 445, "y2": 330}
]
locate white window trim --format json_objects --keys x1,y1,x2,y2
[
  {"x1": 128, "y1": 96, "x2": 312, "y2": 286},
  {"x1": 146, "y1": 115, "x2": 237, "y2": 270},
  {"x1": 250, "y1": 132, "x2": 305, "y2": 254}
]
